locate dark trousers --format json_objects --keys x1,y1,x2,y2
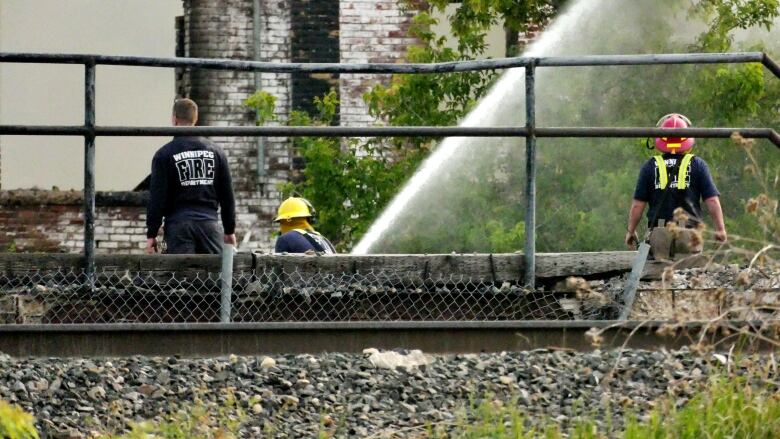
[{"x1": 164, "y1": 220, "x2": 223, "y2": 254}]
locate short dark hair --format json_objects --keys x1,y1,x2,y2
[{"x1": 173, "y1": 98, "x2": 198, "y2": 124}]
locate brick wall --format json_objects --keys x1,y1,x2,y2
[
  {"x1": 180, "y1": 0, "x2": 293, "y2": 251},
  {"x1": 253, "y1": 0, "x2": 294, "y2": 248},
  {"x1": 0, "y1": 191, "x2": 146, "y2": 254},
  {"x1": 338, "y1": 0, "x2": 422, "y2": 127},
  {"x1": 517, "y1": 23, "x2": 546, "y2": 52},
  {"x1": 176, "y1": 0, "x2": 424, "y2": 251}
]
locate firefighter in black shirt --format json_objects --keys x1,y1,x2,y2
[
  {"x1": 625, "y1": 113, "x2": 727, "y2": 250},
  {"x1": 145, "y1": 99, "x2": 236, "y2": 254}
]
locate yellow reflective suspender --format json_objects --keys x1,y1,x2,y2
[
  {"x1": 677, "y1": 154, "x2": 694, "y2": 190},
  {"x1": 654, "y1": 154, "x2": 694, "y2": 190},
  {"x1": 654, "y1": 156, "x2": 667, "y2": 189}
]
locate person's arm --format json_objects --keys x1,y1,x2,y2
[
  {"x1": 704, "y1": 196, "x2": 727, "y2": 242},
  {"x1": 626, "y1": 199, "x2": 646, "y2": 249},
  {"x1": 694, "y1": 158, "x2": 726, "y2": 243},
  {"x1": 146, "y1": 153, "x2": 168, "y2": 254},
  {"x1": 274, "y1": 235, "x2": 287, "y2": 253},
  {"x1": 216, "y1": 150, "x2": 236, "y2": 245}
]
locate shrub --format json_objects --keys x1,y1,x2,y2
[{"x1": 0, "y1": 400, "x2": 39, "y2": 439}]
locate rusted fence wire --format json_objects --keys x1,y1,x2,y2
[{"x1": 1, "y1": 264, "x2": 778, "y2": 324}]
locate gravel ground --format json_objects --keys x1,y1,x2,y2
[
  {"x1": 0, "y1": 348, "x2": 771, "y2": 438},
  {"x1": 1, "y1": 263, "x2": 777, "y2": 437}
]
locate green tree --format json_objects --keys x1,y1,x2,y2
[
  {"x1": 251, "y1": 0, "x2": 780, "y2": 252},
  {"x1": 246, "y1": 90, "x2": 424, "y2": 249}
]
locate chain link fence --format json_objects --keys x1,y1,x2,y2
[
  {"x1": 0, "y1": 266, "x2": 627, "y2": 324},
  {"x1": 3, "y1": 261, "x2": 778, "y2": 324}
]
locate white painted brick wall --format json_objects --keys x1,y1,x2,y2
[
  {"x1": 177, "y1": 0, "x2": 421, "y2": 251},
  {"x1": 182, "y1": 0, "x2": 292, "y2": 252},
  {"x1": 339, "y1": 0, "x2": 421, "y2": 127}
]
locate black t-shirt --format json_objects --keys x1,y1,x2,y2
[
  {"x1": 633, "y1": 154, "x2": 719, "y2": 227},
  {"x1": 146, "y1": 136, "x2": 236, "y2": 238}
]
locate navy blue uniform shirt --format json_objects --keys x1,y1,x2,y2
[
  {"x1": 275, "y1": 231, "x2": 316, "y2": 253},
  {"x1": 147, "y1": 136, "x2": 235, "y2": 238},
  {"x1": 275, "y1": 230, "x2": 336, "y2": 254},
  {"x1": 633, "y1": 154, "x2": 719, "y2": 227}
]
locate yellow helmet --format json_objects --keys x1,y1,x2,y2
[{"x1": 274, "y1": 197, "x2": 316, "y2": 222}]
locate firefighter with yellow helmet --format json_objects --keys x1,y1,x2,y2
[
  {"x1": 274, "y1": 197, "x2": 336, "y2": 254},
  {"x1": 625, "y1": 113, "x2": 727, "y2": 251}
]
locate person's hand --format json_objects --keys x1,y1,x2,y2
[
  {"x1": 145, "y1": 238, "x2": 157, "y2": 254},
  {"x1": 224, "y1": 234, "x2": 237, "y2": 246},
  {"x1": 625, "y1": 230, "x2": 638, "y2": 250},
  {"x1": 714, "y1": 229, "x2": 727, "y2": 243}
]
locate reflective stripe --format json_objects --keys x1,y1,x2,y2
[
  {"x1": 654, "y1": 156, "x2": 668, "y2": 189},
  {"x1": 654, "y1": 154, "x2": 694, "y2": 190},
  {"x1": 677, "y1": 154, "x2": 694, "y2": 190}
]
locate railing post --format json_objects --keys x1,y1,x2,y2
[
  {"x1": 252, "y1": 0, "x2": 266, "y2": 181},
  {"x1": 84, "y1": 60, "x2": 96, "y2": 283},
  {"x1": 220, "y1": 244, "x2": 234, "y2": 323},
  {"x1": 523, "y1": 60, "x2": 537, "y2": 289}
]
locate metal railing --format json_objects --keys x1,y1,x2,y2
[{"x1": 1, "y1": 51, "x2": 779, "y2": 290}]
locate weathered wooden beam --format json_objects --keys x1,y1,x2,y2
[
  {"x1": 0, "y1": 252, "x2": 637, "y2": 280},
  {"x1": 535, "y1": 252, "x2": 637, "y2": 278},
  {"x1": 253, "y1": 252, "x2": 636, "y2": 282}
]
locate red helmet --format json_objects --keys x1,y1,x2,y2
[{"x1": 654, "y1": 113, "x2": 695, "y2": 154}]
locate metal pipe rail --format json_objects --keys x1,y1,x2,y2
[
  {"x1": 0, "y1": 320, "x2": 774, "y2": 356},
  {"x1": 0, "y1": 51, "x2": 777, "y2": 74},
  {"x1": 1, "y1": 51, "x2": 779, "y2": 286},
  {"x1": 1, "y1": 125, "x2": 778, "y2": 147},
  {"x1": 0, "y1": 125, "x2": 777, "y2": 144}
]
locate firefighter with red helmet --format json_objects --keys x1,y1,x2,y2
[{"x1": 625, "y1": 114, "x2": 727, "y2": 250}]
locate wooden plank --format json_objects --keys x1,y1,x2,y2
[
  {"x1": 0, "y1": 253, "x2": 252, "y2": 274},
  {"x1": 0, "y1": 252, "x2": 638, "y2": 280},
  {"x1": 253, "y1": 252, "x2": 635, "y2": 282},
  {"x1": 428, "y1": 254, "x2": 496, "y2": 281},
  {"x1": 254, "y1": 254, "x2": 354, "y2": 278},
  {"x1": 136, "y1": 254, "x2": 252, "y2": 273},
  {"x1": 251, "y1": 254, "x2": 524, "y2": 284},
  {"x1": 354, "y1": 255, "x2": 425, "y2": 284},
  {"x1": 535, "y1": 252, "x2": 636, "y2": 278},
  {"x1": 0, "y1": 254, "x2": 84, "y2": 272}
]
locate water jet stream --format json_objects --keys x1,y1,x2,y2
[
  {"x1": 352, "y1": 0, "x2": 611, "y2": 255},
  {"x1": 353, "y1": 0, "x2": 779, "y2": 254}
]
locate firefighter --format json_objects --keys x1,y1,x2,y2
[
  {"x1": 625, "y1": 114, "x2": 727, "y2": 251},
  {"x1": 146, "y1": 98, "x2": 236, "y2": 254},
  {"x1": 274, "y1": 197, "x2": 336, "y2": 254}
]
